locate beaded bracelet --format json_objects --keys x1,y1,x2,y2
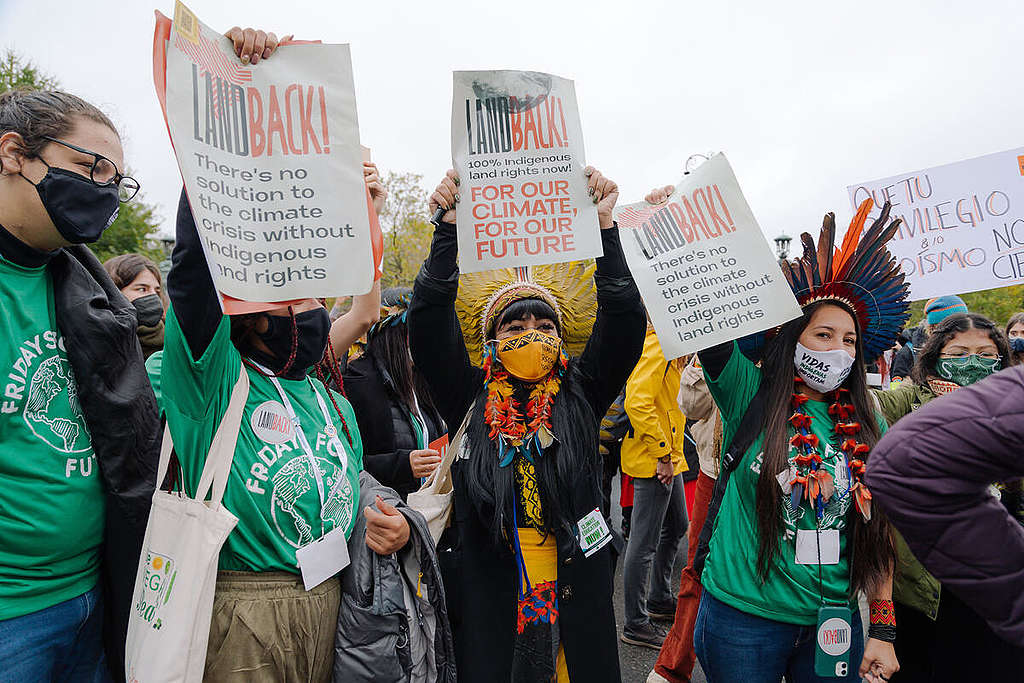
[{"x1": 868, "y1": 599, "x2": 897, "y2": 642}]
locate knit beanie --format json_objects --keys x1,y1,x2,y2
[{"x1": 925, "y1": 295, "x2": 968, "y2": 325}]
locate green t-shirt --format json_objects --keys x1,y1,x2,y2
[
  {"x1": 702, "y1": 342, "x2": 887, "y2": 625},
  {"x1": 146, "y1": 349, "x2": 164, "y2": 414},
  {"x1": 161, "y1": 305, "x2": 363, "y2": 572},
  {"x1": 0, "y1": 257, "x2": 104, "y2": 619}
]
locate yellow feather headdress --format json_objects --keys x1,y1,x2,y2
[{"x1": 455, "y1": 262, "x2": 598, "y2": 366}]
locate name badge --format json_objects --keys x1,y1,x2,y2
[
  {"x1": 795, "y1": 529, "x2": 840, "y2": 565},
  {"x1": 296, "y1": 525, "x2": 350, "y2": 591},
  {"x1": 577, "y1": 508, "x2": 612, "y2": 558}
]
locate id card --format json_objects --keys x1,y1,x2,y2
[
  {"x1": 795, "y1": 529, "x2": 839, "y2": 565},
  {"x1": 296, "y1": 525, "x2": 351, "y2": 591},
  {"x1": 815, "y1": 605, "x2": 853, "y2": 677},
  {"x1": 577, "y1": 508, "x2": 612, "y2": 557}
]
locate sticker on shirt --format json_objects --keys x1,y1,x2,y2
[
  {"x1": 3, "y1": 332, "x2": 93, "y2": 459},
  {"x1": 577, "y1": 508, "x2": 612, "y2": 557},
  {"x1": 795, "y1": 528, "x2": 840, "y2": 565},
  {"x1": 250, "y1": 400, "x2": 294, "y2": 444}
]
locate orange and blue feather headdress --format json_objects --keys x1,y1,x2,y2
[{"x1": 780, "y1": 199, "x2": 911, "y2": 360}]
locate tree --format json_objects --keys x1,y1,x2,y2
[
  {"x1": 377, "y1": 171, "x2": 434, "y2": 289},
  {"x1": 906, "y1": 284, "x2": 1024, "y2": 329},
  {"x1": 0, "y1": 50, "x2": 164, "y2": 265}
]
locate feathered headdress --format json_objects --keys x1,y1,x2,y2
[
  {"x1": 367, "y1": 287, "x2": 413, "y2": 339},
  {"x1": 455, "y1": 262, "x2": 598, "y2": 366},
  {"x1": 781, "y1": 199, "x2": 911, "y2": 360}
]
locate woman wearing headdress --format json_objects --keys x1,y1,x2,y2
[
  {"x1": 408, "y1": 168, "x2": 646, "y2": 682},
  {"x1": 687, "y1": 197, "x2": 907, "y2": 683}
]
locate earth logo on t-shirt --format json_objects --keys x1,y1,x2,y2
[
  {"x1": 22, "y1": 351, "x2": 91, "y2": 455},
  {"x1": 270, "y1": 455, "x2": 354, "y2": 548}
]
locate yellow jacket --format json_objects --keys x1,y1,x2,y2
[{"x1": 621, "y1": 328, "x2": 687, "y2": 478}]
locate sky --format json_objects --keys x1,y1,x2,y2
[{"x1": 2, "y1": 0, "x2": 1022, "y2": 244}]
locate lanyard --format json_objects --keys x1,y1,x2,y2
[
  {"x1": 411, "y1": 391, "x2": 429, "y2": 450},
  {"x1": 250, "y1": 362, "x2": 351, "y2": 525}
]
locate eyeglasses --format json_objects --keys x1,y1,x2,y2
[
  {"x1": 939, "y1": 351, "x2": 1002, "y2": 361},
  {"x1": 41, "y1": 136, "x2": 140, "y2": 202}
]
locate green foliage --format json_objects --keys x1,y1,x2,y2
[
  {"x1": 90, "y1": 198, "x2": 166, "y2": 264},
  {"x1": 378, "y1": 171, "x2": 433, "y2": 289},
  {"x1": 1, "y1": 49, "x2": 165, "y2": 264},
  {"x1": 0, "y1": 50, "x2": 58, "y2": 92},
  {"x1": 906, "y1": 285, "x2": 1024, "y2": 329}
]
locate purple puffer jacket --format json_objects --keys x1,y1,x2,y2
[{"x1": 866, "y1": 366, "x2": 1024, "y2": 647}]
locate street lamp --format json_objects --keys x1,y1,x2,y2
[{"x1": 774, "y1": 234, "x2": 792, "y2": 261}]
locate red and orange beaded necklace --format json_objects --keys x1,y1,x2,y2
[{"x1": 788, "y1": 381, "x2": 872, "y2": 522}]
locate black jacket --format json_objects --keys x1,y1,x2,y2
[
  {"x1": 0, "y1": 228, "x2": 161, "y2": 682},
  {"x1": 343, "y1": 354, "x2": 445, "y2": 500},
  {"x1": 408, "y1": 223, "x2": 645, "y2": 683},
  {"x1": 891, "y1": 324, "x2": 927, "y2": 380}
]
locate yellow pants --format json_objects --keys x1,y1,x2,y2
[{"x1": 519, "y1": 527, "x2": 569, "y2": 683}]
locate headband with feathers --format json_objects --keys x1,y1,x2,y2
[{"x1": 780, "y1": 198, "x2": 911, "y2": 360}]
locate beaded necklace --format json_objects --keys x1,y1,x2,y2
[
  {"x1": 788, "y1": 381, "x2": 872, "y2": 522},
  {"x1": 481, "y1": 342, "x2": 569, "y2": 467}
]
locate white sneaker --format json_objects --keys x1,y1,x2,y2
[{"x1": 646, "y1": 671, "x2": 670, "y2": 683}]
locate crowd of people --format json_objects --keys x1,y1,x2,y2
[{"x1": 1, "y1": 24, "x2": 1023, "y2": 683}]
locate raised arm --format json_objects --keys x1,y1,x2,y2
[
  {"x1": 166, "y1": 188, "x2": 222, "y2": 360},
  {"x1": 328, "y1": 161, "x2": 387, "y2": 355},
  {"x1": 407, "y1": 170, "x2": 483, "y2": 429}
]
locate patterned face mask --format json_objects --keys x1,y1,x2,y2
[{"x1": 934, "y1": 354, "x2": 1000, "y2": 386}]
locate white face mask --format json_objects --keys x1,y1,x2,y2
[{"x1": 794, "y1": 342, "x2": 855, "y2": 394}]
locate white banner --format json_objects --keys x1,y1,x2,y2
[
  {"x1": 616, "y1": 154, "x2": 801, "y2": 360},
  {"x1": 160, "y1": 2, "x2": 373, "y2": 303},
  {"x1": 847, "y1": 147, "x2": 1024, "y2": 301},
  {"x1": 451, "y1": 70, "x2": 601, "y2": 273}
]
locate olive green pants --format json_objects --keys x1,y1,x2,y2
[{"x1": 203, "y1": 571, "x2": 341, "y2": 683}]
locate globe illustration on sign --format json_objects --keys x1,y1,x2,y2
[{"x1": 270, "y1": 456, "x2": 353, "y2": 548}]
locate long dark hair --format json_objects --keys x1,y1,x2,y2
[
  {"x1": 756, "y1": 300, "x2": 895, "y2": 595},
  {"x1": 912, "y1": 313, "x2": 1011, "y2": 384},
  {"x1": 367, "y1": 320, "x2": 414, "y2": 405},
  {"x1": 463, "y1": 361, "x2": 598, "y2": 553}
]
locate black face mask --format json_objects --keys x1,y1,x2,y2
[
  {"x1": 22, "y1": 162, "x2": 120, "y2": 244},
  {"x1": 132, "y1": 294, "x2": 165, "y2": 328},
  {"x1": 256, "y1": 307, "x2": 331, "y2": 376}
]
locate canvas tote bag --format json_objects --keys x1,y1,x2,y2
[
  {"x1": 407, "y1": 403, "x2": 474, "y2": 545},
  {"x1": 125, "y1": 366, "x2": 250, "y2": 683}
]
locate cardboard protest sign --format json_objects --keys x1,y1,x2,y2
[
  {"x1": 616, "y1": 154, "x2": 801, "y2": 360},
  {"x1": 848, "y1": 147, "x2": 1024, "y2": 300},
  {"x1": 451, "y1": 70, "x2": 601, "y2": 273},
  {"x1": 152, "y1": 2, "x2": 373, "y2": 310}
]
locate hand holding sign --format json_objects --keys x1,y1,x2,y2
[
  {"x1": 585, "y1": 166, "x2": 619, "y2": 229},
  {"x1": 223, "y1": 27, "x2": 292, "y2": 65},
  {"x1": 428, "y1": 169, "x2": 460, "y2": 225}
]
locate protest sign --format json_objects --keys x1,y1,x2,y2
[
  {"x1": 451, "y1": 70, "x2": 601, "y2": 273},
  {"x1": 848, "y1": 147, "x2": 1024, "y2": 300},
  {"x1": 616, "y1": 154, "x2": 801, "y2": 360},
  {"x1": 153, "y1": 2, "x2": 373, "y2": 309}
]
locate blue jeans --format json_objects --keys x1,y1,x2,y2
[
  {"x1": 694, "y1": 591, "x2": 863, "y2": 683},
  {"x1": 0, "y1": 585, "x2": 111, "y2": 682}
]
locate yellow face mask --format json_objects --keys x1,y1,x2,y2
[{"x1": 495, "y1": 329, "x2": 562, "y2": 382}]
